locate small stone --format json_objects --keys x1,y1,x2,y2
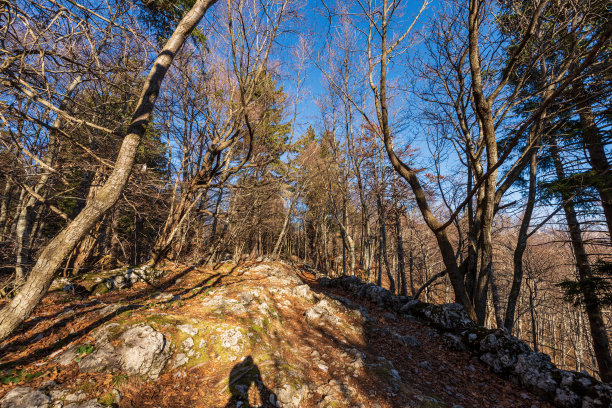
[
  {"x1": 292, "y1": 285, "x2": 316, "y2": 302},
  {"x1": 66, "y1": 399, "x2": 104, "y2": 408},
  {"x1": 399, "y1": 299, "x2": 420, "y2": 313},
  {"x1": 442, "y1": 333, "x2": 466, "y2": 351},
  {"x1": 173, "y1": 353, "x2": 188, "y2": 368},
  {"x1": 177, "y1": 324, "x2": 198, "y2": 336},
  {"x1": 182, "y1": 337, "x2": 194, "y2": 350},
  {"x1": 383, "y1": 312, "x2": 397, "y2": 321},
  {"x1": 154, "y1": 292, "x2": 174, "y2": 301},
  {"x1": 220, "y1": 328, "x2": 244, "y2": 350}
]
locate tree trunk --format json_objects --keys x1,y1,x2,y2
[
  {"x1": 0, "y1": 176, "x2": 13, "y2": 238},
  {"x1": 14, "y1": 197, "x2": 33, "y2": 283},
  {"x1": 377, "y1": 196, "x2": 395, "y2": 293},
  {"x1": 0, "y1": 0, "x2": 218, "y2": 343},
  {"x1": 209, "y1": 187, "x2": 224, "y2": 243},
  {"x1": 13, "y1": 76, "x2": 83, "y2": 283},
  {"x1": 528, "y1": 278, "x2": 538, "y2": 353},
  {"x1": 408, "y1": 228, "x2": 415, "y2": 295},
  {"x1": 505, "y1": 147, "x2": 537, "y2": 332},
  {"x1": 395, "y1": 211, "x2": 407, "y2": 296},
  {"x1": 372, "y1": 0, "x2": 475, "y2": 319},
  {"x1": 272, "y1": 192, "x2": 300, "y2": 259},
  {"x1": 376, "y1": 240, "x2": 382, "y2": 287},
  {"x1": 489, "y1": 268, "x2": 503, "y2": 329},
  {"x1": 70, "y1": 169, "x2": 106, "y2": 275}
]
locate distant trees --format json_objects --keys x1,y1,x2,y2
[{"x1": 150, "y1": 0, "x2": 293, "y2": 264}]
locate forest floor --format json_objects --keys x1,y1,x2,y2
[{"x1": 0, "y1": 261, "x2": 553, "y2": 407}]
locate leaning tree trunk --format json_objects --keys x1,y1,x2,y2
[
  {"x1": 505, "y1": 147, "x2": 537, "y2": 332},
  {"x1": 272, "y1": 191, "x2": 300, "y2": 259},
  {"x1": 551, "y1": 139, "x2": 612, "y2": 383},
  {"x1": 0, "y1": 0, "x2": 218, "y2": 343}
]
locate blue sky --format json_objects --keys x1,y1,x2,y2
[{"x1": 278, "y1": 0, "x2": 436, "y2": 141}]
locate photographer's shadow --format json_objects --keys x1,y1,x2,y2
[{"x1": 225, "y1": 355, "x2": 278, "y2": 407}]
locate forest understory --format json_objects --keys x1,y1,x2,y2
[
  {"x1": 1, "y1": 0, "x2": 612, "y2": 405},
  {"x1": 0, "y1": 261, "x2": 576, "y2": 408}
]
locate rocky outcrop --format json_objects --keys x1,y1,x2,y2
[
  {"x1": 6, "y1": 261, "x2": 593, "y2": 407},
  {"x1": 319, "y1": 275, "x2": 612, "y2": 408},
  {"x1": 57, "y1": 323, "x2": 170, "y2": 380},
  {"x1": 53, "y1": 265, "x2": 164, "y2": 296}
]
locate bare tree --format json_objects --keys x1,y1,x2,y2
[{"x1": 0, "y1": 0, "x2": 219, "y2": 343}]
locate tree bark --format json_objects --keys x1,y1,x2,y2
[
  {"x1": 505, "y1": 146, "x2": 537, "y2": 332},
  {"x1": 394, "y1": 210, "x2": 407, "y2": 296},
  {"x1": 489, "y1": 268, "x2": 503, "y2": 329},
  {"x1": 0, "y1": 175, "x2": 13, "y2": 238},
  {"x1": 272, "y1": 192, "x2": 300, "y2": 258},
  {"x1": 528, "y1": 278, "x2": 538, "y2": 353},
  {"x1": 0, "y1": 0, "x2": 218, "y2": 343},
  {"x1": 377, "y1": 196, "x2": 395, "y2": 293}
]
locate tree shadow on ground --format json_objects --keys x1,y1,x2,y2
[
  {"x1": 0, "y1": 303, "x2": 142, "y2": 370},
  {"x1": 225, "y1": 355, "x2": 277, "y2": 408}
]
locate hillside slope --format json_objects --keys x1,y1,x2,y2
[{"x1": 0, "y1": 262, "x2": 609, "y2": 407}]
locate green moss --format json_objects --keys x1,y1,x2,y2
[
  {"x1": 281, "y1": 369, "x2": 303, "y2": 391},
  {"x1": 98, "y1": 392, "x2": 116, "y2": 406},
  {"x1": 91, "y1": 282, "x2": 110, "y2": 295},
  {"x1": 74, "y1": 343, "x2": 95, "y2": 362},
  {"x1": 144, "y1": 314, "x2": 182, "y2": 327},
  {"x1": 249, "y1": 323, "x2": 265, "y2": 336}
]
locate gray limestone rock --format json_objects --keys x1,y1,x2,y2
[
  {"x1": 292, "y1": 284, "x2": 316, "y2": 303},
  {"x1": 219, "y1": 328, "x2": 245, "y2": 354},
  {"x1": 274, "y1": 383, "x2": 308, "y2": 408},
  {"x1": 177, "y1": 324, "x2": 198, "y2": 336},
  {"x1": 0, "y1": 387, "x2": 51, "y2": 408},
  {"x1": 78, "y1": 324, "x2": 170, "y2": 379},
  {"x1": 442, "y1": 333, "x2": 465, "y2": 351}
]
